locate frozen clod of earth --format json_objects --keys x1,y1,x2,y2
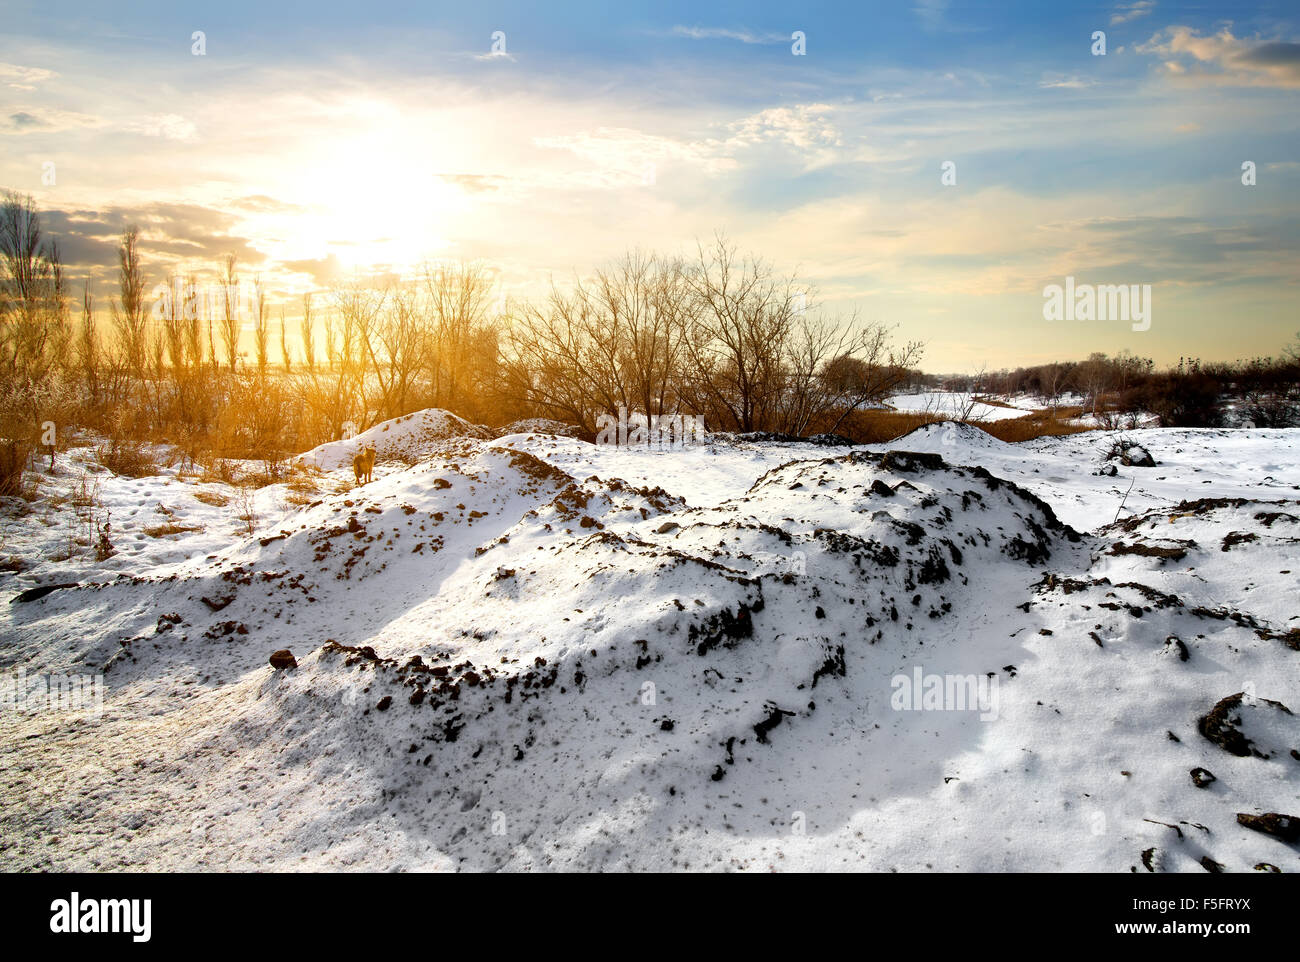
[{"x1": 269, "y1": 649, "x2": 298, "y2": 670}]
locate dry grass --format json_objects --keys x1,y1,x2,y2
[
  {"x1": 285, "y1": 473, "x2": 321, "y2": 495},
  {"x1": 980, "y1": 407, "x2": 1093, "y2": 443},
  {"x1": 972, "y1": 395, "x2": 1022, "y2": 410},
  {"x1": 0, "y1": 440, "x2": 30, "y2": 498},
  {"x1": 840, "y1": 406, "x2": 1096, "y2": 445},
  {"x1": 192, "y1": 489, "x2": 231, "y2": 507},
  {"x1": 841, "y1": 410, "x2": 948, "y2": 443},
  {"x1": 143, "y1": 522, "x2": 205, "y2": 538},
  {"x1": 233, "y1": 486, "x2": 258, "y2": 536},
  {"x1": 96, "y1": 440, "x2": 158, "y2": 478},
  {"x1": 199, "y1": 458, "x2": 240, "y2": 486}
]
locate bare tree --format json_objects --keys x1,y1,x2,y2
[
  {"x1": 299, "y1": 292, "x2": 315, "y2": 373},
  {"x1": 1041, "y1": 361, "x2": 1067, "y2": 413},
  {"x1": 279, "y1": 306, "x2": 292, "y2": 373},
  {"x1": 818, "y1": 323, "x2": 924, "y2": 434},
  {"x1": 423, "y1": 261, "x2": 494, "y2": 414},
  {"x1": 220, "y1": 253, "x2": 240, "y2": 371},
  {"x1": 77, "y1": 283, "x2": 99, "y2": 402},
  {"x1": 1078, "y1": 352, "x2": 1111, "y2": 418},
  {"x1": 0, "y1": 190, "x2": 69, "y2": 383},
  {"x1": 678, "y1": 235, "x2": 797, "y2": 433},
  {"x1": 253, "y1": 276, "x2": 269, "y2": 376},
  {"x1": 327, "y1": 278, "x2": 387, "y2": 429},
  {"x1": 1283, "y1": 331, "x2": 1299, "y2": 363},
  {"x1": 377, "y1": 284, "x2": 432, "y2": 417},
  {"x1": 110, "y1": 227, "x2": 148, "y2": 380}
]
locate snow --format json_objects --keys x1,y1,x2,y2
[
  {"x1": 297, "y1": 409, "x2": 492, "y2": 471},
  {"x1": 2, "y1": 409, "x2": 1298, "y2": 871},
  {"x1": 886, "y1": 392, "x2": 1034, "y2": 422},
  {"x1": 495, "y1": 418, "x2": 585, "y2": 438}
]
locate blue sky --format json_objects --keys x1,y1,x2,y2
[{"x1": 2, "y1": 0, "x2": 1297, "y2": 369}]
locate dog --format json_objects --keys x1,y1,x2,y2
[{"x1": 352, "y1": 444, "x2": 376, "y2": 486}]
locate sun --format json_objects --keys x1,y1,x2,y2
[{"x1": 258, "y1": 113, "x2": 472, "y2": 278}]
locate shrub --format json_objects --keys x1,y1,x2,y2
[
  {"x1": 97, "y1": 439, "x2": 158, "y2": 477},
  {"x1": 1141, "y1": 371, "x2": 1222, "y2": 427},
  {"x1": 0, "y1": 440, "x2": 31, "y2": 497}
]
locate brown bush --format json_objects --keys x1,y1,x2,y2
[
  {"x1": 96, "y1": 439, "x2": 158, "y2": 478},
  {"x1": 981, "y1": 410, "x2": 1093, "y2": 443},
  {"x1": 834, "y1": 406, "x2": 1096, "y2": 445},
  {"x1": 0, "y1": 440, "x2": 31, "y2": 497},
  {"x1": 838, "y1": 410, "x2": 947, "y2": 443}
]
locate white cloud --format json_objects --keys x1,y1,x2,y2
[
  {"x1": 1039, "y1": 75, "x2": 1097, "y2": 90},
  {"x1": 533, "y1": 126, "x2": 737, "y2": 188},
  {"x1": 670, "y1": 25, "x2": 786, "y2": 45},
  {"x1": 1138, "y1": 26, "x2": 1300, "y2": 88},
  {"x1": 725, "y1": 104, "x2": 842, "y2": 151},
  {"x1": 0, "y1": 61, "x2": 56, "y2": 90},
  {"x1": 1110, "y1": 2, "x2": 1156, "y2": 27},
  {"x1": 127, "y1": 113, "x2": 197, "y2": 141},
  {"x1": 4, "y1": 106, "x2": 100, "y2": 133}
]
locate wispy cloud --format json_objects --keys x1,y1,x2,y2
[
  {"x1": 0, "y1": 61, "x2": 56, "y2": 90},
  {"x1": 913, "y1": 0, "x2": 950, "y2": 29},
  {"x1": 126, "y1": 113, "x2": 197, "y2": 141},
  {"x1": 1110, "y1": 2, "x2": 1156, "y2": 27},
  {"x1": 533, "y1": 126, "x2": 737, "y2": 188},
  {"x1": 1038, "y1": 75, "x2": 1097, "y2": 90},
  {"x1": 911, "y1": 1, "x2": 986, "y2": 35},
  {"x1": 434, "y1": 173, "x2": 508, "y2": 194},
  {"x1": 3, "y1": 106, "x2": 100, "y2": 133},
  {"x1": 670, "y1": 25, "x2": 787, "y2": 45}
]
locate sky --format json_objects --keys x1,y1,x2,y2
[{"x1": 1, "y1": 0, "x2": 1297, "y2": 371}]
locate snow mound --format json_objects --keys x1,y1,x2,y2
[
  {"x1": 296, "y1": 409, "x2": 493, "y2": 471},
  {"x1": 5, "y1": 447, "x2": 1089, "y2": 869},
  {"x1": 494, "y1": 418, "x2": 584, "y2": 438},
  {"x1": 1198, "y1": 692, "x2": 1299, "y2": 760},
  {"x1": 1094, "y1": 496, "x2": 1300, "y2": 636},
  {"x1": 7, "y1": 428, "x2": 1300, "y2": 872},
  {"x1": 891, "y1": 420, "x2": 1009, "y2": 454}
]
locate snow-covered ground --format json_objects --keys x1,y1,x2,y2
[
  {"x1": 886, "y1": 391, "x2": 1034, "y2": 421},
  {"x1": 2, "y1": 416, "x2": 1297, "y2": 871}
]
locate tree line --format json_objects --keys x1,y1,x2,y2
[
  {"x1": 928, "y1": 349, "x2": 1300, "y2": 428},
  {"x1": 0, "y1": 191, "x2": 922, "y2": 492}
]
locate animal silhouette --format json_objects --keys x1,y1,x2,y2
[{"x1": 352, "y1": 444, "x2": 376, "y2": 486}]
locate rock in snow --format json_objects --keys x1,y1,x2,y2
[{"x1": 269, "y1": 649, "x2": 298, "y2": 670}]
